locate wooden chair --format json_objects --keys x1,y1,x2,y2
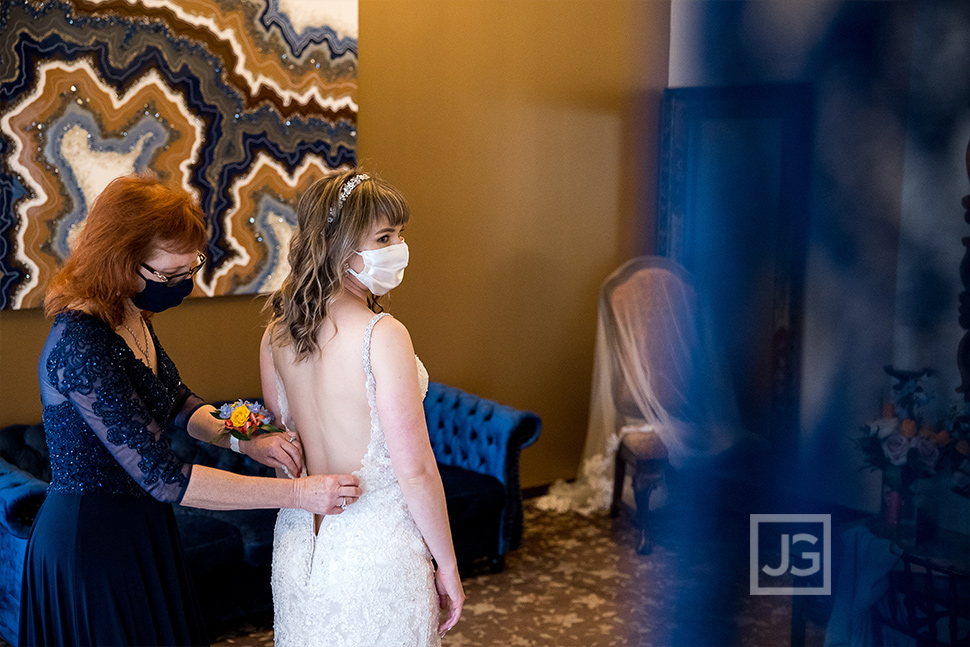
[
  {"x1": 601, "y1": 258, "x2": 693, "y2": 556},
  {"x1": 610, "y1": 430, "x2": 668, "y2": 555},
  {"x1": 872, "y1": 551, "x2": 970, "y2": 646},
  {"x1": 596, "y1": 256, "x2": 743, "y2": 556}
]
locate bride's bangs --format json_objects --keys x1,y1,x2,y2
[{"x1": 369, "y1": 183, "x2": 410, "y2": 229}]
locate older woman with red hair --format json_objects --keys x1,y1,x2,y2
[{"x1": 19, "y1": 175, "x2": 361, "y2": 646}]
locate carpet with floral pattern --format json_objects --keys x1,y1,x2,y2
[{"x1": 210, "y1": 500, "x2": 826, "y2": 647}]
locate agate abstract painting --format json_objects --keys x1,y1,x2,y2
[{"x1": 0, "y1": 0, "x2": 358, "y2": 309}]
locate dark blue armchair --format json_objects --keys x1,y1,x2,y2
[
  {"x1": 0, "y1": 456, "x2": 46, "y2": 647},
  {"x1": 424, "y1": 381, "x2": 542, "y2": 570}
]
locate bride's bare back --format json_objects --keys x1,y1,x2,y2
[
  {"x1": 264, "y1": 170, "x2": 462, "y2": 640},
  {"x1": 263, "y1": 298, "x2": 379, "y2": 477}
]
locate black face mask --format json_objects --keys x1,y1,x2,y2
[{"x1": 132, "y1": 278, "x2": 194, "y2": 313}]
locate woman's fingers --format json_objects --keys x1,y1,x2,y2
[
  {"x1": 329, "y1": 492, "x2": 359, "y2": 514},
  {"x1": 338, "y1": 484, "x2": 362, "y2": 501},
  {"x1": 435, "y1": 568, "x2": 464, "y2": 636},
  {"x1": 438, "y1": 598, "x2": 462, "y2": 636},
  {"x1": 275, "y1": 434, "x2": 303, "y2": 474},
  {"x1": 292, "y1": 473, "x2": 364, "y2": 515},
  {"x1": 245, "y1": 433, "x2": 303, "y2": 475},
  {"x1": 328, "y1": 484, "x2": 363, "y2": 514}
]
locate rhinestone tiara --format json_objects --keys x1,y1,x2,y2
[{"x1": 328, "y1": 173, "x2": 369, "y2": 223}]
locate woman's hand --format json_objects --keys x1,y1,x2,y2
[
  {"x1": 435, "y1": 564, "x2": 464, "y2": 637},
  {"x1": 292, "y1": 473, "x2": 362, "y2": 515},
  {"x1": 242, "y1": 432, "x2": 303, "y2": 476}
]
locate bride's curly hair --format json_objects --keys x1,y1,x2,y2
[{"x1": 268, "y1": 168, "x2": 410, "y2": 359}]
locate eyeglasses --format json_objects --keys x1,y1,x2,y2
[{"x1": 141, "y1": 252, "x2": 206, "y2": 286}]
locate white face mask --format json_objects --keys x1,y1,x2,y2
[{"x1": 346, "y1": 241, "x2": 409, "y2": 295}]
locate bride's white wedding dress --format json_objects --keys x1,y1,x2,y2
[{"x1": 271, "y1": 313, "x2": 440, "y2": 647}]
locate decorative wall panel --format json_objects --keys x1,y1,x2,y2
[{"x1": 0, "y1": 0, "x2": 358, "y2": 309}]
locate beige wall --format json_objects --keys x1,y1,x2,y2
[
  {"x1": 0, "y1": 296, "x2": 272, "y2": 427},
  {"x1": 0, "y1": 0, "x2": 670, "y2": 489},
  {"x1": 358, "y1": 1, "x2": 670, "y2": 487}
]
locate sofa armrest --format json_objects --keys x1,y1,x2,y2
[
  {"x1": 0, "y1": 423, "x2": 50, "y2": 483},
  {"x1": 424, "y1": 381, "x2": 541, "y2": 554},
  {"x1": 0, "y1": 456, "x2": 48, "y2": 539}
]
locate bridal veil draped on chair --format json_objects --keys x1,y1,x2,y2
[{"x1": 537, "y1": 256, "x2": 743, "y2": 531}]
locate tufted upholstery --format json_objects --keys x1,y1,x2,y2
[
  {"x1": 0, "y1": 457, "x2": 47, "y2": 645},
  {"x1": 0, "y1": 424, "x2": 50, "y2": 484},
  {"x1": 0, "y1": 427, "x2": 51, "y2": 645},
  {"x1": 423, "y1": 381, "x2": 542, "y2": 556}
]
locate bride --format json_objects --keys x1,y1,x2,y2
[{"x1": 259, "y1": 169, "x2": 464, "y2": 646}]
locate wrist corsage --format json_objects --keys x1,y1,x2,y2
[{"x1": 212, "y1": 400, "x2": 284, "y2": 452}]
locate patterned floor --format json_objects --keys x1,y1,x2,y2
[
  {"x1": 211, "y1": 501, "x2": 827, "y2": 647},
  {"x1": 0, "y1": 500, "x2": 822, "y2": 646}
]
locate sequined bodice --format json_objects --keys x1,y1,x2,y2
[{"x1": 39, "y1": 311, "x2": 202, "y2": 503}]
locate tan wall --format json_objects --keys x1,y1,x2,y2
[
  {"x1": 0, "y1": 296, "x2": 272, "y2": 428},
  {"x1": 357, "y1": 0, "x2": 670, "y2": 487},
  {"x1": 0, "y1": 0, "x2": 670, "y2": 489}
]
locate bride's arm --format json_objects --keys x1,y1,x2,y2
[
  {"x1": 259, "y1": 326, "x2": 284, "y2": 425},
  {"x1": 370, "y1": 317, "x2": 464, "y2": 635},
  {"x1": 259, "y1": 326, "x2": 302, "y2": 479}
]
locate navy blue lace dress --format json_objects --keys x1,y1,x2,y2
[{"x1": 19, "y1": 310, "x2": 209, "y2": 646}]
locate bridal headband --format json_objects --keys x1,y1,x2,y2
[{"x1": 328, "y1": 174, "x2": 370, "y2": 223}]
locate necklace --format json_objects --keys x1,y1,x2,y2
[{"x1": 122, "y1": 318, "x2": 153, "y2": 369}]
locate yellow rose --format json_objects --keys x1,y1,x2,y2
[{"x1": 230, "y1": 405, "x2": 251, "y2": 428}]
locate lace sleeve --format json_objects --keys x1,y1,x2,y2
[
  {"x1": 49, "y1": 329, "x2": 193, "y2": 503},
  {"x1": 169, "y1": 382, "x2": 206, "y2": 433}
]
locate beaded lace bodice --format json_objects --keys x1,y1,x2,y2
[
  {"x1": 38, "y1": 311, "x2": 204, "y2": 503},
  {"x1": 271, "y1": 312, "x2": 439, "y2": 647}
]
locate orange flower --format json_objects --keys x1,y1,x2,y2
[
  {"x1": 918, "y1": 426, "x2": 935, "y2": 440},
  {"x1": 933, "y1": 430, "x2": 951, "y2": 447},
  {"x1": 957, "y1": 440, "x2": 970, "y2": 456},
  {"x1": 900, "y1": 419, "x2": 917, "y2": 439}
]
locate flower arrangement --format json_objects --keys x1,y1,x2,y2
[
  {"x1": 211, "y1": 399, "x2": 284, "y2": 442},
  {"x1": 857, "y1": 367, "x2": 950, "y2": 488},
  {"x1": 857, "y1": 366, "x2": 970, "y2": 543},
  {"x1": 941, "y1": 401, "x2": 970, "y2": 499}
]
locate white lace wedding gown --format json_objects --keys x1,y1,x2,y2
[{"x1": 271, "y1": 313, "x2": 440, "y2": 647}]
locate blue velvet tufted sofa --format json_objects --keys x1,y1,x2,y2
[
  {"x1": 425, "y1": 381, "x2": 541, "y2": 568},
  {"x1": 0, "y1": 381, "x2": 540, "y2": 645}
]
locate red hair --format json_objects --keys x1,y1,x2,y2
[{"x1": 45, "y1": 174, "x2": 207, "y2": 328}]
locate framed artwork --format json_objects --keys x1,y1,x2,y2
[
  {"x1": 657, "y1": 83, "x2": 814, "y2": 446},
  {"x1": 0, "y1": 0, "x2": 359, "y2": 310}
]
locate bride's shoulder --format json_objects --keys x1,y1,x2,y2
[
  {"x1": 261, "y1": 321, "x2": 276, "y2": 346},
  {"x1": 368, "y1": 314, "x2": 415, "y2": 361},
  {"x1": 261, "y1": 321, "x2": 289, "y2": 356},
  {"x1": 370, "y1": 312, "x2": 409, "y2": 339}
]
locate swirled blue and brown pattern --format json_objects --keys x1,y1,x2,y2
[{"x1": 0, "y1": 0, "x2": 358, "y2": 309}]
